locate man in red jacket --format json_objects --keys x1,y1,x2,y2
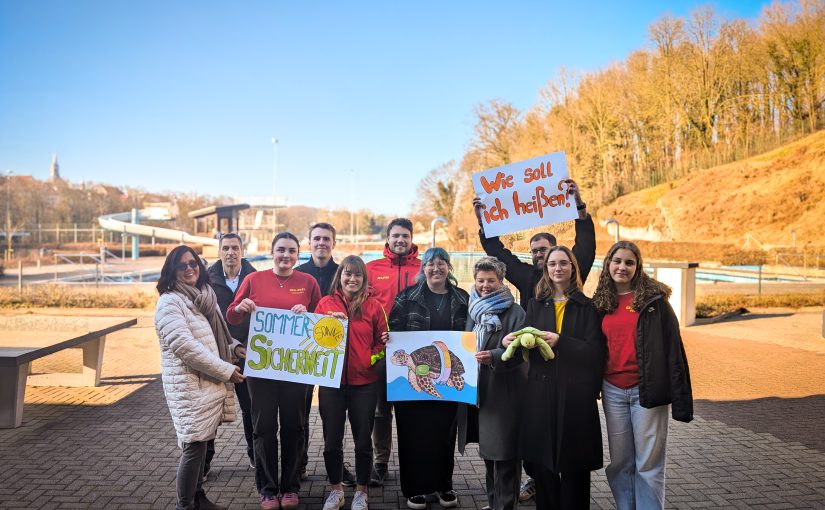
[{"x1": 365, "y1": 217, "x2": 421, "y2": 486}]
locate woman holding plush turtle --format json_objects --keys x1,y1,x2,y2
[
  {"x1": 593, "y1": 241, "x2": 692, "y2": 510},
  {"x1": 464, "y1": 257, "x2": 525, "y2": 510},
  {"x1": 503, "y1": 245, "x2": 605, "y2": 510},
  {"x1": 388, "y1": 247, "x2": 469, "y2": 510}
]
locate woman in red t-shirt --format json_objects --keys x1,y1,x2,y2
[
  {"x1": 227, "y1": 232, "x2": 321, "y2": 510},
  {"x1": 593, "y1": 241, "x2": 693, "y2": 510},
  {"x1": 315, "y1": 255, "x2": 388, "y2": 510}
]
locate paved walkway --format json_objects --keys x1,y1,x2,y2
[{"x1": 1, "y1": 308, "x2": 824, "y2": 509}]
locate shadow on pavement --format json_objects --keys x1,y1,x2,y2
[{"x1": 696, "y1": 395, "x2": 825, "y2": 451}]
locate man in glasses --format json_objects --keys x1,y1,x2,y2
[
  {"x1": 472, "y1": 179, "x2": 596, "y2": 501},
  {"x1": 206, "y1": 233, "x2": 258, "y2": 475}
]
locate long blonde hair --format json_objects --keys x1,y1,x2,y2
[
  {"x1": 535, "y1": 246, "x2": 582, "y2": 300},
  {"x1": 592, "y1": 241, "x2": 671, "y2": 314},
  {"x1": 329, "y1": 256, "x2": 370, "y2": 318}
]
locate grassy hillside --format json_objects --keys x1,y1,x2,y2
[{"x1": 598, "y1": 130, "x2": 825, "y2": 246}]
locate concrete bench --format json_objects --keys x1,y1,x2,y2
[{"x1": 0, "y1": 316, "x2": 137, "y2": 428}]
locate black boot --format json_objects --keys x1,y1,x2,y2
[{"x1": 194, "y1": 490, "x2": 226, "y2": 510}]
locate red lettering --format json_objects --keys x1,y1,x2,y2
[
  {"x1": 479, "y1": 172, "x2": 515, "y2": 193},
  {"x1": 482, "y1": 197, "x2": 509, "y2": 223},
  {"x1": 512, "y1": 187, "x2": 568, "y2": 219},
  {"x1": 523, "y1": 162, "x2": 554, "y2": 183}
]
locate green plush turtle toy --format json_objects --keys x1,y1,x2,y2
[{"x1": 501, "y1": 326, "x2": 555, "y2": 362}]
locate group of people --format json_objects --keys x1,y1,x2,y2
[{"x1": 154, "y1": 180, "x2": 693, "y2": 510}]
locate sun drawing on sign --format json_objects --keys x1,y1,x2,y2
[{"x1": 298, "y1": 316, "x2": 346, "y2": 353}]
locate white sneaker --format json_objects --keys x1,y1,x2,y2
[
  {"x1": 323, "y1": 489, "x2": 345, "y2": 510},
  {"x1": 518, "y1": 477, "x2": 536, "y2": 502},
  {"x1": 351, "y1": 490, "x2": 369, "y2": 510}
]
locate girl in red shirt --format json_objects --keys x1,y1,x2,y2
[
  {"x1": 593, "y1": 241, "x2": 693, "y2": 510},
  {"x1": 227, "y1": 232, "x2": 321, "y2": 510},
  {"x1": 315, "y1": 255, "x2": 388, "y2": 510}
]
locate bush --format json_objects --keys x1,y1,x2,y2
[
  {"x1": 696, "y1": 292, "x2": 824, "y2": 317},
  {"x1": 0, "y1": 285, "x2": 156, "y2": 309},
  {"x1": 720, "y1": 248, "x2": 768, "y2": 266}
]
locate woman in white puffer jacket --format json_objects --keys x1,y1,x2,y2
[{"x1": 155, "y1": 245, "x2": 247, "y2": 510}]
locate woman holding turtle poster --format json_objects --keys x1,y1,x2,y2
[{"x1": 387, "y1": 247, "x2": 469, "y2": 510}]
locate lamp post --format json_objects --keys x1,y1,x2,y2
[
  {"x1": 431, "y1": 216, "x2": 448, "y2": 248},
  {"x1": 606, "y1": 218, "x2": 620, "y2": 243},
  {"x1": 4, "y1": 170, "x2": 12, "y2": 262},
  {"x1": 271, "y1": 137, "x2": 278, "y2": 235}
]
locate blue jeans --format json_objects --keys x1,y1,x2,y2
[{"x1": 602, "y1": 380, "x2": 669, "y2": 510}]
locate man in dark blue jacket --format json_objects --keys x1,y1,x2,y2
[{"x1": 205, "y1": 233, "x2": 257, "y2": 476}]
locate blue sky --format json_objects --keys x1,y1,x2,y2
[{"x1": 1, "y1": 0, "x2": 767, "y2": 216}]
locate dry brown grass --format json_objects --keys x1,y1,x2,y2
[
  {"x1": 597, "y1": 130, "x2": 825, "y2": 246},
  {"x1": 696, "y1": 292, "x2": 825, "y2": 317},
  {"x1": 0, "y1": 285, "x2": 156, "y2": 309}
]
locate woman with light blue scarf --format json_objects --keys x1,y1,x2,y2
[{"x1": 462, "y1": 256, "x2": 526, "y2": 510}]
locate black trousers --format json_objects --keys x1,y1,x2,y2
[
  {"x1": 485, "y1": 458, "x2": 521, "y2": 510},
  {"x1": 247, "y1": 377, "x2": 309, "y2": 496},
  {"x1": 319, "y1": 382, "x2": 378, "y2": 485},
  {"x1": 395, "y1": 400, "x2": 457, "y2": 498},
  {"x1": 524, "y1": 462, "x2": 591, "y2": 510},
  {"x1": 176, "y1": 440, "x2": 207, "y2": 510},
  {"x1": 301, "y1": 385, "x2": 314, "y2": 470}
]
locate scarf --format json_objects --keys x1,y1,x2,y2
[
  {"x1": 469, "y1": 286, "x2": 514, "y2": 353},
  {"x1": 172, "y1": 281, "x2": 234, "y2": 365}
]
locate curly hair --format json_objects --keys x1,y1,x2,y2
[
  {"x1": 535, "y1": 245, "x2": 582, "y2": 300},
  {"x1": 592, "y1": 240, "x2": 672, "y2": 314}
]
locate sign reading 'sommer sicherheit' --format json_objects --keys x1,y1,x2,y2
[
  {"x1": 244, "y1": 307, "x2": 349, "y2": 388},
  {"x1": 472, "y1": 151, "x2": 578, "y2": 237}
]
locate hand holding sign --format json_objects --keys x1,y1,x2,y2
[{"x1": 472, "y1": 151, "x2": 579, "y2": 237}]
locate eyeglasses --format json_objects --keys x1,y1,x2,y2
[
  {"x1": 547, "y1": 261, "x2": 571, "y2": 269},
  {"x1": 175, "y1": 260, "x2": 199, "y2": 272}
]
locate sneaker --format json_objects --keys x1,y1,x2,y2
[
  {"x1": 194, "y1": 490, "x2": 226, "y2": 510},
  {"x1": 280, "y1": 492, "x2": 299, "y2": 510},
  {"x1": 407, "y1": 495, "x2": 427, "y2": 510},
  {"x1": 260, "y1": 494, "x2": 280, "y2": 510},
  {"x1": 322, "y1": 489, "x2": 345, "y2": 510},
  {"x1": 300, "y1": 466, "x2": 308, "y2": 480},
  {"x1": 369, "y1": 463, "x2": 388, "y2": 487},
  {"x1": 342, "y1": 462, "x2": 357, "y2": 487},
  {"x1": 201, "y1": 463, "x2": 211, "y2": 483},
  {"x1": 249, "y1": 458, "x2": 255, "y2": 469},
  {"x1": 351, "y1": 490, "x2": 369, "y2": 510},
  {"x1": 518, "y1": 478, "x2": 536, "y2": 502},
  {"x1": 438, "y1": 490, "x2": 458, "y2": 508}
]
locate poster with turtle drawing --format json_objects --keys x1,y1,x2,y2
[{"x1": 386, "y1": 331, "x2": 478, "y2": 405}]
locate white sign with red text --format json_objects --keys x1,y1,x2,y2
[{"x1": 472, "y1": 151, "x2": 578, "y2": 237}]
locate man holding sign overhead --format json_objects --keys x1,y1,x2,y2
[{"x1": 472, "y1": 152, "x2": 596, "y2": 310}]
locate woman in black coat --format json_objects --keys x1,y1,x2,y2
[
  {"x1": 388, "y1": 247, "x2": 469, "y2": 510},
  {"x1": 504, "y1": 246, "x2": 605, "y2": 510},
  {"x1": 592, "y1": 241, "x2": 692, "y2": 510}
]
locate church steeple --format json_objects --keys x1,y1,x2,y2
[{"x1": 49, "y1": 153, "x2": 61, "y2": 182}]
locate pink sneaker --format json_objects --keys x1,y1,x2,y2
[
  {"x1": 260, "y1": 494, "x2": 280, "y2": 510},
  {"x1": 280, "y1": 492, "x2": 300, "y2": 510}
]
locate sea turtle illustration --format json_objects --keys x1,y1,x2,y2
[{"x1": 391, "y1": 340, "x2": 465, "y2": 398}]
